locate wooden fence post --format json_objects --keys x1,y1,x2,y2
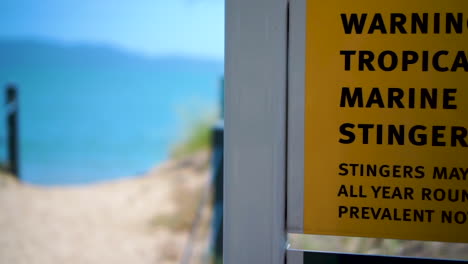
[{"x1": 5, "y1": 84, "x2": 19, "y2": 178}]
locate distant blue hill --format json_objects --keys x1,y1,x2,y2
[
  {"x1": 0, "y1": 39, "x2": 224, "y2": 74},
  {"x1": 0, "y1": 38, "x2": 223, "y2": 185}
]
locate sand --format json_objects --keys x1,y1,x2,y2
[{"x1": 0, "y1": 151, "x2": 212, "y2": 264}]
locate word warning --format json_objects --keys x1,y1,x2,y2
[{"x1": 303, "y1": 0, "x2": 468, "y2": 243}]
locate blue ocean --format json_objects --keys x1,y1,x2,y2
[{"x1": 0, "y1": 39, "x2": 223, "y2": 185}]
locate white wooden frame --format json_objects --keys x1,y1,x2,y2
[
  {"x1": 287, "y1": 0, "x2": 306, "y2": 233},
  {"x1": 224, "y1": 0, "x2": 289, "y2": 263},
  {"x1": 287, "y1": 249, "x2": 305, "y2": 264}
]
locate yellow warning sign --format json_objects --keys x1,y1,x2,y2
[{"x1": 304, "y1": 0, "x2": 468, "y2": 243}]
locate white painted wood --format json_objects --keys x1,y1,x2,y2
[
  {"x1": 224, "y1": 0, "x2": 288, "y2": 263},
  {"x1": 287, "y1": 0, "x2": 306, "y2": 233},
  {"x1": 287, "y1": 249, "x2": 304, "y2": 264}
]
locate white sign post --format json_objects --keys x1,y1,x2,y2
[
  {"x1": 226, "y1": 0, "x2": 468, "y2": 263},
  {"x1": 224, "y1": 0, "x2": 288, "y2": 263}
]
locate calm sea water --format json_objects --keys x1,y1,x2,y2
[{"x1": 0, "y1": 65, "x2": 220, "y2": 185}]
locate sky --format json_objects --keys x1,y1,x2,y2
[{"x1": 0, "y1": 0, "x2": 224, "y2": 60}]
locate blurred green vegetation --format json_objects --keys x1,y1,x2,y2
[{"x1": 170, "y1": 115, "x2": 216, "y2": 159}]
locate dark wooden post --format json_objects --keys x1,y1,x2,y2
[
  {"x1": 6, "y1": 84, "x2": 19, "y2": 178},
  {"x1": 211, "y1": 123, "x2": 223, "y2": 264},
  {"x1": 210, "y1": 76, "x2": 224, "y2": 263}
]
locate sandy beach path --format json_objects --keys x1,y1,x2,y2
[{"x1": 0, "y1": 152, "x2": 211, "y2": 264}]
